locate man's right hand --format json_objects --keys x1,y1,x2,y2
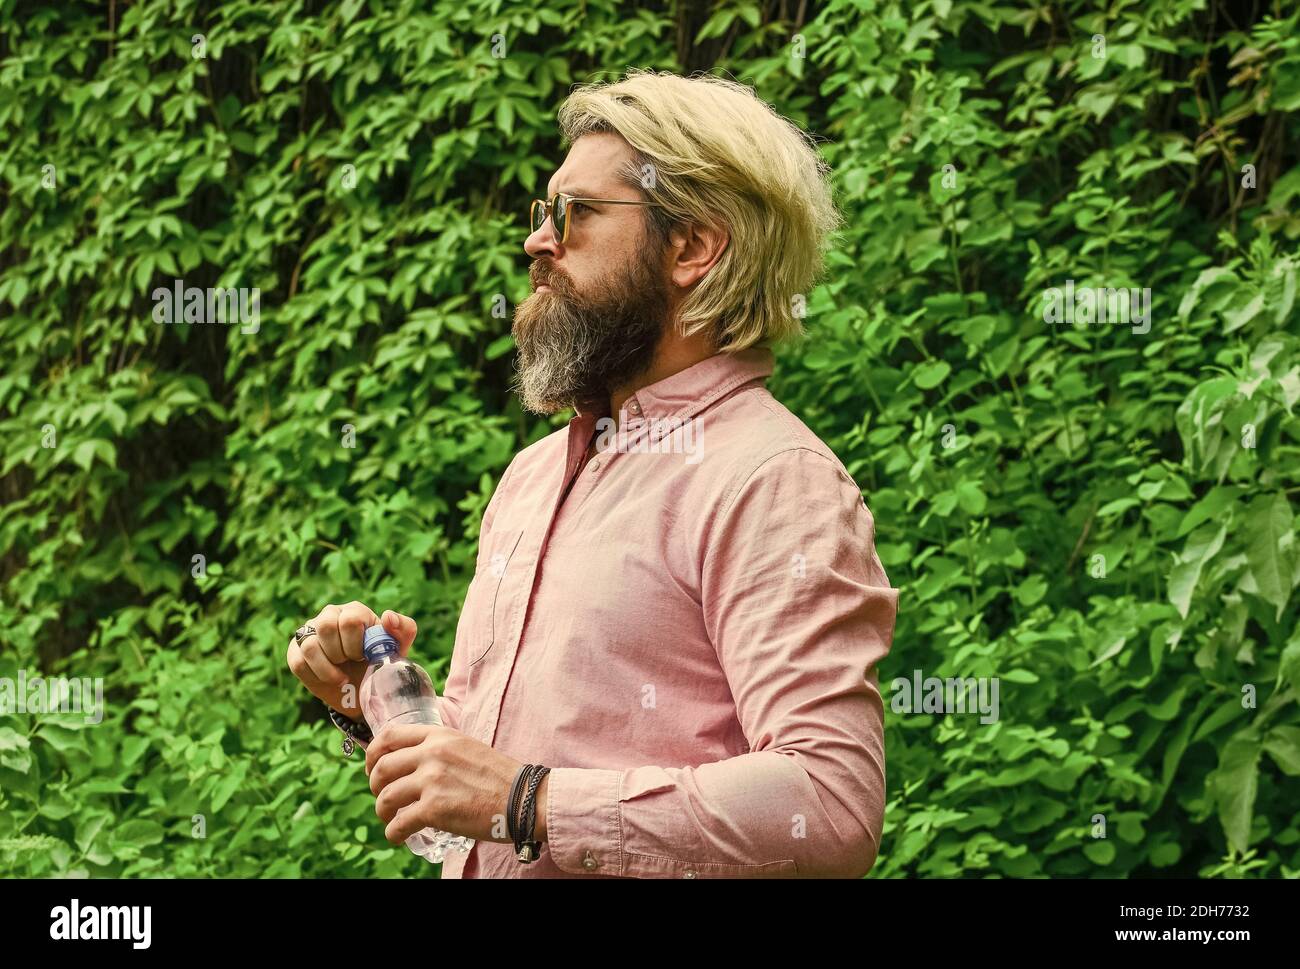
[{"x1": 286, "y1": 602, "x2": 418, "y2": 721}]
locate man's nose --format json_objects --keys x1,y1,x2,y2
[{"x1": 524, "y1": 217, "x2": 561, "y2": 259}]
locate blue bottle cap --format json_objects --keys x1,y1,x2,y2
[{"x1": 363, "y1": 624, "x2": 399, "y2": 661}]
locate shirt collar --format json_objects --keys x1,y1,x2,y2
[{"x1": 573, "y1": 347, "x2": 775, "y2": 422}]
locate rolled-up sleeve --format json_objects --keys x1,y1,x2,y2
[{"x1": 546, "y1": 447, "x2": 897, "y2": 878}]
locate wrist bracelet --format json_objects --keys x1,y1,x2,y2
[
  {"x1": 515, "y1": 765, "x2": 545, "y2": 862},
  {"x1": 506, "y1": 766, "x2": 529, "y2": 845},
  {"x1": 520, "y1": 766, "x2": 547, "y2": 848},
  {"x1": 506, "y1": 764, "x2": 534, "y2": 852},
  {"x1": 325, "y1": 702, "x2": 373, "y2": 756},
  {"x1": 507, "y1": 764, "x2": 550, "y2": 863}
]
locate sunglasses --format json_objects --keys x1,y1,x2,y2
[{"x1": 529, "y1": 192, "x2": 663, "y2": 244}]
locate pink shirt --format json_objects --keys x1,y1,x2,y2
[{"x1": 389, "y1": 347, "x2": 895, "y2": 877}]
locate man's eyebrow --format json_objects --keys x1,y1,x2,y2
[{"x1": 548, "y1": 186, "x2": 602, "y2": 199}]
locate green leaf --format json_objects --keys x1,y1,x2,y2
[
  {"x1": 1083, "y1": 840, "x2": 1115, "y2": 865},
  {"x1": 1262, "y1": 726, "x2": 1300, "y2": 776},
  {"x1": 1212, "y1": 731, "x2": 1261, "y2": 854},
  {"x1": 1277, "y1": 632, "x2": 1300, "y2": 693},
  {"x1": 1168, "y1": 523, "x2": 1226, "y2": 619},
  {"x1": 71, "y1": 439, "x2": 116, "y2": 471},
  {"x1": 1149, "y1": 842, "x2": 1181, "y2": 867},
  {"x1": 1001, "y1": 669, "x2": 1039, "y2": 684},
  {"x1": 114, "y1": 819, "x2": 166, "y2": 847},
  {"x1": 211, "y1": 763, "x2": 248, "y2": 812},
  {"x1": 1176, "y1": 486, "x2": 1242, "y2": 538},
  {"x1": 1090, "y1": 634, "x2": 1128, "y2": 668},
  {"x1": 696, "y1": 9, "x2": 736, "y2": 41},
  {"x1": 1244, "y1": 492, "x2": 1294, "y2": 620},
  {"x1": 75, "y1": 815, "x2": 110, "y2": 855},
  {"x1": 485, "y1": 334, "x2": 515, "y2": 360},
  {"x1": 0, "y1": 727, "x2": 32, "y2": 772},
  {"x1": 35, "y1": 722, "x2": 89, "y2": 754},
  {"x1": 955, "y1": 480, "x2": 987, "y2": 515},
  {"x1": 1015, "y1": 575, "x2": 1048, "y2": 607},
  {"x1": 495, "y1": 98, "x2": 514, "y2": 137},
  {"x1": 913, "y1": 360, "x2": 951, "y2": 389}
]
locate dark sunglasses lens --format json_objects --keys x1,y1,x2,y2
[
  {"x1": 531, "y1": 201, "x2": 544, "y2": 233},
  {"x1": 554, "y1": 195, "x2": 566, "y2": 239}
]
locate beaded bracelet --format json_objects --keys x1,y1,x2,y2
[{"x1": 324, "y1": 702, "x2": 374, "y2": 756}]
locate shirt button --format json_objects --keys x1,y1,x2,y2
[
  {"x1": 628, "y1": 399, "x2": 641, "y2": 415},
  {"x1": 589, "y1": 458, "x2": 600, "y2": 473},
  {"x1": 683, "y1": 868, "x2": 698, "y2": 879},
  {"x1": 582, "y1": 851, "x2": 599, "y2": 871}
]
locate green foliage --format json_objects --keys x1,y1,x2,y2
[{"x1": 1, "y1": 0, "x2": 1298, "y2": 878}]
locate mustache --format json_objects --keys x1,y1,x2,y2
[{"x1": 530, "y1": 261, "x2": 573, "y2": 293}]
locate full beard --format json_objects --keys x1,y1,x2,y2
[{"x1": 510, "y1": 243, "x2": 670, "y2": 416}]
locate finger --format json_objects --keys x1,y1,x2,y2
[
  {"x1": 286, "y1": 640, "x2": 325, "y2": 691},
  {"x1": 287, "y1": 640, "x2": 343, "y2": 706},
  {"x1": 299, "y1": 629, "x2": 347, "y2": 691},
  {"x1": 374, "y1": 774, "x2": 423, "y2": 824},
  {"x1": 385, "y1": 795, "x2": 433, "y2": 845},
  {"x1": 369, "y1": 746, "x2": 420, "y2": 797},
  {"x1": 363, "y1": 723, "x2": 427, "y2": 776},
  {"x1": 381, "y1": 610, "x2": 418, "y2": 657},
  {"x1": 313, "y1": 603, "x2": 345, "y2": 665},
  {"x1": 338, "y1": 601, "x2": 376, "y2": 663}
]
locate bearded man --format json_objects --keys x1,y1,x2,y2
[{"x1": 287, "y1": 69, "x2": 898, "y2": 878}]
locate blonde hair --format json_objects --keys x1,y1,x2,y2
[{"x1": 556, "y1": 69, "x2": 840, "y2": 351}]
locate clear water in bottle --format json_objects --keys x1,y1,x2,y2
[{"x1": 358, "y1": 624, "x2": 475, "y2": 864}]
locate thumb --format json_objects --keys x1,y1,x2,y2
[{"x1": 381, "y1": 610, "x2": 418, "y2": 656}]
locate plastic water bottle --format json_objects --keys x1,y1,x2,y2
[{"x1": 359, "y1": 624, "x2": 474, "y2": 863}]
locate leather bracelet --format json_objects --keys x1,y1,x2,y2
[
  {"x1": 511, "y1": 765, "x2": 541, "y2": 862},
  {"x1": 519, "y1": 766, "x2": 548, "y2": 850},
  {"x1": 507, "y1": 764, "x2": 549, "y2": 863},
  {"x1": 506, "y1": 766, "x2": 529, "y2": 845},
  {"x1": 506, "y1": 764, "x2": 535, "y2": 851}
]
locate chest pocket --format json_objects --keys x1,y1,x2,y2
[{"x1": 465, "y1": 527, "x2": 524, "y2": 668}]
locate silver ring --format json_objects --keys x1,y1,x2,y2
[{"x1": 293, "y1": 624, "x2": 317, "y2": 647}]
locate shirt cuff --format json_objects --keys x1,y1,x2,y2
[{"x1": 545, "y1": 766, "x2": 623, "y2": 875}]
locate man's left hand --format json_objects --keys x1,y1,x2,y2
[{"x1": 364, "y1": 723, "x2": 545, "y2": 846}]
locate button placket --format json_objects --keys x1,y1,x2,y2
[{"x1": 557, "y1": 445, "x2": 613, "y2": 523}]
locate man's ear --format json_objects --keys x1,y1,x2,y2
[{"x1": 669, "y1": 221, "x2": 729, "y2": 290}]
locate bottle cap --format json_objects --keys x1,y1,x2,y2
[{"x1": 363, "y1": 624, "x2": 399, "y2": 661}]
